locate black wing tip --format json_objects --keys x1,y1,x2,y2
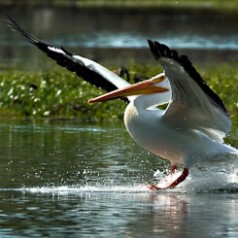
[
  {"x1": 5, "y1": 14, "x2": 19, "y2": 32},
  {"x1": 6, "y1": 14, "x2": 40, "y2": 46},
  {"x1": 148, "y1": 39, "x2": 174, "y2": 60},
  {"x1": 6, "y1": 15, "x2": 62, "y2": 59},
  {"x1": 147, "y1": 39, "x2": 153, "y2": 48},
  {"x1": 5, "y1": 14, "x2": 15, "y2": 26},
  {"x1": 148, "y1": 39, "x2": 160, "y2": 59}
]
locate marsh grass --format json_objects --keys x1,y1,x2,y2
[
  {"x1": 0, "y1": 68, "x2": 125, "y2": 121},
  {"x1": 0, "y1": 63, "x2": 238, "y2": 126},
  {"x1": 202, "y1": 64, "x2": 238, "y2": 127}
]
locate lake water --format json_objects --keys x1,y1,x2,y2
[{"x1": 1, "y1": 120, "x2": 238, "y2": 237}]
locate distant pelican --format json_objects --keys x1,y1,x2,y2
[{"x1": 7, "y1": 16, "x2": 238, "y2": 189}]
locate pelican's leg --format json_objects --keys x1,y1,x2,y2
[
  {"x1": 148, "y1": 168, "x2": 189, "y2": 190},
  {"x1": 170, "y1": 164, "x2": 178, "y2": 174},
  {"x1": 167, "y1": 168, "x2": 189, "y2": 189}
]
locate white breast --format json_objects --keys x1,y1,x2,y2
[{"x1": 124, "y1": 102, "x2": 185, "y2": 165}]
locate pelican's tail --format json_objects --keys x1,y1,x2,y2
[{"x1": 208, "y1": 142, "x2": 238, "y2": 163}]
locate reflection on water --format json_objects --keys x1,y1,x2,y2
[
  {"x1": 1, "y1": 190, "x2": 238, "y2": 237},
  {"x1": 0, "y1": 120, "x2": 238, "y2": 237}
]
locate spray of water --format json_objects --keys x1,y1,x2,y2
[{"x1": 4, "y1": 154, "x2": 238, "y2": 195}]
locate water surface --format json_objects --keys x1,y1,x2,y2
[
  {"x1": 1, "y1": 120, "x2": 238, "y2": 237},
  {"x1": 1, "y1": 5, "x2": 238, "y2": 69}
]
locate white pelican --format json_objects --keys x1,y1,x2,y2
[{"x1": 7, "y1": 16, "x2": 238, "y2": 189}]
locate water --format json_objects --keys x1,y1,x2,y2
[
  {"x1": 1, "y1": 5, "x2": 238, "y2": 69},
  {"x1": 1, "y1": 120, "x2": 238, "y2": 237}
]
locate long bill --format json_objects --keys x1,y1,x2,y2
[{"x1": 88, "y1": 77, "x2": 168, "y2": 103}]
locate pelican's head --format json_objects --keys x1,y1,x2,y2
[{"x1": 88, "y1": 73, "x2": 169, "y2": 103}]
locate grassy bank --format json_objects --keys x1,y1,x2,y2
[{"x1": 0, "y1": 63, "x2": 238, "y2": 126}]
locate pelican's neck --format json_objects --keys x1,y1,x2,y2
[
  {"x1": 131, "y1": 92, "x2": 170, "y2": 111},
  {"x1": 124, "y1": 91, "x2": 171, "y2": 131},
  {"x1": 124, "y1": 94, "x2": 166, "y2": 149},
  {"x1": 134, "y1": 95, "x2": 155, "y2": 110}
]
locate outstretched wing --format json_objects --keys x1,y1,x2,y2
[
  {"x1": 148, "y1": 40, "x2": 231, "y2": 142},
  {"x1": 7, "y1": 15, "x2": 131, "y2": 94}
]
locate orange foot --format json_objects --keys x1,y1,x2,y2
[{"x1": 148, "y1": 168, "x2": 189, "y2": 190}]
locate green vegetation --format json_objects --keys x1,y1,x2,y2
[
  {"x1": 0, "y1": 69, "x2": 123, "y2": 121},
  {"x1": 203, "y1": 64, "x2": 238, "y2": 128},
  {"x1": 0, "y1": 63, "x2": 238, "y2": 127}
]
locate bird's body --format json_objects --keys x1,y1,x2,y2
[
  {"x1": 7, "y1": 16, "x2": 238, "y2": 189},
  {"x1": 126, "y1": 101, "x2": 235, "y2": 166}
]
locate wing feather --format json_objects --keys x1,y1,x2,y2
[
  {"x1": 148, "y1": 40, "x2": 231, "y2": 141},
  {"x1": 7, "y1": 15, "x2": 130, "y2": 95}
]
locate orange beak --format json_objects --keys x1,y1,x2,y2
[{"x1": 88, "y1": 76, "x2": 168, "y2": 103}]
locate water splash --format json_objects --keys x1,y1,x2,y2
[
  {"x1": 153, "y1": 158, "x2": 238, "y2": 193},
  {"x1": 2, "y1": 158, "x2": 238, "y2": 195},
  {"x1": 17, "y1": 184, "x2": 150, "y2": 196},
  {"x1": 15, "y1": 170, "x2": 238, "y2": 195}
]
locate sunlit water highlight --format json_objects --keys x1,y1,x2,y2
[{"x1": 8, "y1": 33, "x2": 238, "y2": 50}]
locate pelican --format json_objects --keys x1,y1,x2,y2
[{"x1": 7, "y1": 16, "x2": 238, "y2": 189}]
